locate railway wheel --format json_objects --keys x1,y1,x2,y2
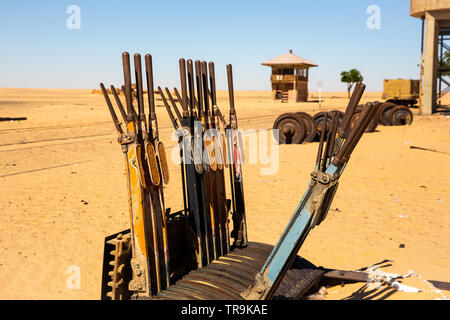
[
  {"x1": 377, "y1": 102, "x2": 396, "y2": 126},
  {"x1": 273, "y1": 113, "x2": 306, "y2": 144},
  {"x1": 295, "y1": 112, "x2": 317, "y2": 142},
  {"x1": 389, "y1": 105, "x2": 413, "y2": 126}
]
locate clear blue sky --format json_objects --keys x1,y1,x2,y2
[{"x1": 0, "y1": 0, "x2": 422, "y2": 92}]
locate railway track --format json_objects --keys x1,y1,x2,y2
[
  {"x1": 0, "y1": 133, "x2": 114, "y2": 147},
  {"x1": 0, "y1": 121, "x2": 112, "y2": 135},
  {"x1": 0, "y1": 113, "x2": 280, "y2": 149},
  {"x1": 0, "y1": 113, "x2": 278, "y2": 134}
]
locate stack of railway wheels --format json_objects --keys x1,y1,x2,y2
[
  {"x1": 273, "y1": 101, "x2": 413, "y2": 146},
  {"x1": 273, "y1": 110, "x2": 347, "y2": 145},
  {"x1": 377, "y1": 102, "x2": 413, "y2": 126},
  {"x1": 273, "y1": 112, "x2": 316, "y2": 144}
]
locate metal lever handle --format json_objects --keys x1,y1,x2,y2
[
  {"x1": 178, "y1": 58, "x2": 189, "y2": 118},
  {"x1": 158, "y1": 87, "x2": 179, "y2": 130},
  {"x1": 100, "y1": 83, "x2": 124, "y2": 135},
  {"x1": 332, "y1": 102, "x2": 377, "y2": 167},
  {"x1": 338, "y1": 82, "x2": 366, "y2": 139}
]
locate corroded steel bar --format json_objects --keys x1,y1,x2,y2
[
  {"x1": 122, "y1": 52, "x2": 134, "y2": 117},
  {"x1": 165, "y1": 88, "x2": 183, "y2": 123},
  {"x1": 315, "y1": 112, "x2": 328, "y2": 171},
  {"x1": 195, "y1": 60, "x2": 205, "y2": 122},
  {"x1": 333, "y1": 103, "x2": 376, "y2": 167},
  {"x1": 186, "y1": 60, "x2": 197, "y2": 118},
  {"x1": 201, "y1": 61, "x2": 211, "y2": 123},
  {"x1": 178, "y1": 59, "x2": 189, "y2": 118},
  {"x1": 226, "y1": 64, "x2": 248, "y2": 248},
  {"x1": 134, "y1": 53, "x2": 148, "y2": 134},
  {"x1": 338, "y1": 82, "x2": 365, "y2": 139},
  {"x1": 173, "y1": 87, "x2": 185, "y2": 117},
  {"x1": 340, "y1": 102, "x2": 379, "y2": 164},
  {"x1": 100, "y1": 83, "x2": 123, "y2": 135},
  {"x1": 110, "y1": 85, "x2": 128, "y2": 124},
  {"x1": 158, "y1": 87, "x2": 179, "y2": 129},
  {"x1": 323, "y1": 112, "x2": 339, "y2": 171},
  {"x1": 227, "y1": 64, "x2": 236, "y2": 125},
  {"x1": 208, "y1": 62, "x2": 217, "y2": 107},
  {"x1": 145, "y1": 54, "x2": 156, "y2": 137}
]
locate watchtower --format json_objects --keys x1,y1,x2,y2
[
  {"x1": 410, "y1": 0, "x2": 450, "y2": 114},
  {"x1": 262, "y1": 50, "x2": 318, "y2": 102}
]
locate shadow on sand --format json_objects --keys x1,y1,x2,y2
[{"x1": 342, "y1": 259, "x2": 398, "y2": 300}]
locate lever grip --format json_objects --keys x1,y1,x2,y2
[
  {"x1": 315, "y1": 112, "x2": 328, "y2": 170},
  {"x1": 227, "y1": 64, "x2": 236, "y2": 116},
  {"x1": 122, "y1": 52, "x2": 134, "y2": 116},
  {"x1": 158, "y1": 87, "x2": 179, "y2": 130},
  {"x1": 165, "y1": 88, "x2": 183, "y2": 123},
  {"x1": 110, "y1": 85, "x2": 128, "y2": 124},
  {"x1": 201, "y1": 61, "x2": 210, "y2": 117},
  {"x1": 173, "y1": 88, "x2": 189, "y2": 118},
  {"x1": 208, "y1": 62, "x2": 217, "y2": 107},
  {"x1": 134, "y1": 54, "x2": 144, "y2": 117},
  {"x1": 341, "y1": 102, "x2": 380, "y2": 163},
  {"x1": 144, "y1": 54, "x2": 156, "y2": 121},
  {"x1": 178, "y1": 58, "x2": 189, "y2": 117},
  {"x1": 195, "y1": 60, "x2": 204, "y2": 117},
  {"x1": 338, "y1": 82, "x2": 366, "y2": 139},
  {"x1": 332, "y1": 102, "x2": 377, "y2": 167},
  {"x1": 323, "y1": 111, "x2": 340, "y2": 171},
  {"x1": 186, "y1": 60, "x2": 195, "y2": 115},
  {"x1": 100, "y1": 83, "x2": 123, "y2": 135}
]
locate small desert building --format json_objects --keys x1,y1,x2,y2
[{"x1": 262, "y1": 50, "x2": 318, "y2": 102}]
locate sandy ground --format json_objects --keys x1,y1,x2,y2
[{"x1": 0, "y1": 88, "x2": 449, "y2": 300}]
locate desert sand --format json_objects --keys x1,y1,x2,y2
[{"x1": 0, "y1": 88, "x2": 449, "y2": 300}]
